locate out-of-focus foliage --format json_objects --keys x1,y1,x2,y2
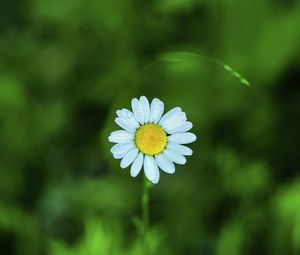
[
  {"x1": 51, "y1": 219, "x2": 167, "y2": 255},
  {"x1": 0, "y1": 0, "x2": 300, "y2": 254}
]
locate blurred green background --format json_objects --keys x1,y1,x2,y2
[{"x1": 1, "y1": 0, "x2": 300, "y2": 254}]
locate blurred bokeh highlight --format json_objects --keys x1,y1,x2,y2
[{"x1": 1, "y1": 0, "x2": 300, "y2": 254}]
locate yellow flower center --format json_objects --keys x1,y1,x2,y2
[{"x1": 135, "y1": 124, "x2": 167, "y2": 155}]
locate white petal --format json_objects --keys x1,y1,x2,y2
[
  {"x1": 168, "y1": 132, "x2": 197, "y2": 144},
  {"x1": 153, "y1": 167, "x2": 160, "y2": 184},
  {"x1": 159, "y1": 107, "x2": 181, "y2": 125},
  {"x1": 117, "y1": 109, "x2": 140, "y2": 129},
  {"x1": 163, "y1": 149, "x2": 186, "y2": 165},
  {"x1": 155, "y1": 154, "x2": 175, "y2": 174},
  {"x1": 120, "y1": 148, "x2": 139, "y2": 169},
  {"x1": 111, "y1": 142, "x2": 135, "y2": 158},
  {"x1": 108, "y1": 130, "x2": 134, "y2": 143},
  {"x1": 130, "y1": 152, "x2": 144, "y2": 177},
  {"x1": 139, "y1": 96, "x2": 150, "y2": 123},
  {"x1": 162, "y1": 112, "x2": 187, "y2": 132},
  {"x1": 131, "y1": 98, "x2": 144, "y2": 124},
  {"x1": 150, "y1": 98, "x2": 164, "y2": 124},
  {"x1": 163, "y1": 111, "x2": 186, "y2": 124},
  {"x1": 112, "y1": 153, "x2": 125, "y2": 159},
  {"x1": 144, "y1": 155, "x2": 160, "y2": 184},
  {"x1": 167, "y1": 143, "x2": 193, "y2": 156},
  {"x1": 115, "y1": 117, "x2": 136, "y2": 133},
  {"x1": 167, "y1": 121, "x2": 193, "y2": 134}
]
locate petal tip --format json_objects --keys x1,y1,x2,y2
[
  {"x1": 130, "y1": 172, "x2": 138, "y2": 177},
  {"x1": 151, "y1": 177, "x2": 159, "y2": 184},
  {"x1": 192, "y1": 133, "x2": 197, "y2": 141}
]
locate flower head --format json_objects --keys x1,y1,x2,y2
[{"x1": 108, "y1": 96, "x2": 196, "y2": 184}]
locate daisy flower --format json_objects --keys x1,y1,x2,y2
[{"x1": 108, "y1": 96, "x2": 196, "y2": 184}]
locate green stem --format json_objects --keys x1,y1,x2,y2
[
  {"x1": 142, "y1": 175, "x2": 149, "y2": 233},
  {"x1": 141, "y1": 176, "x2": 150, "y2": 254}
]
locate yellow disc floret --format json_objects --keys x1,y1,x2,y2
[{"x1": 135, "y1": 124, "x2": 167, "y2": 155}]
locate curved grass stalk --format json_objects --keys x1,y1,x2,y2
[{"x1": 160, "y1": 51, "x2": 251, "y2": 87}]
